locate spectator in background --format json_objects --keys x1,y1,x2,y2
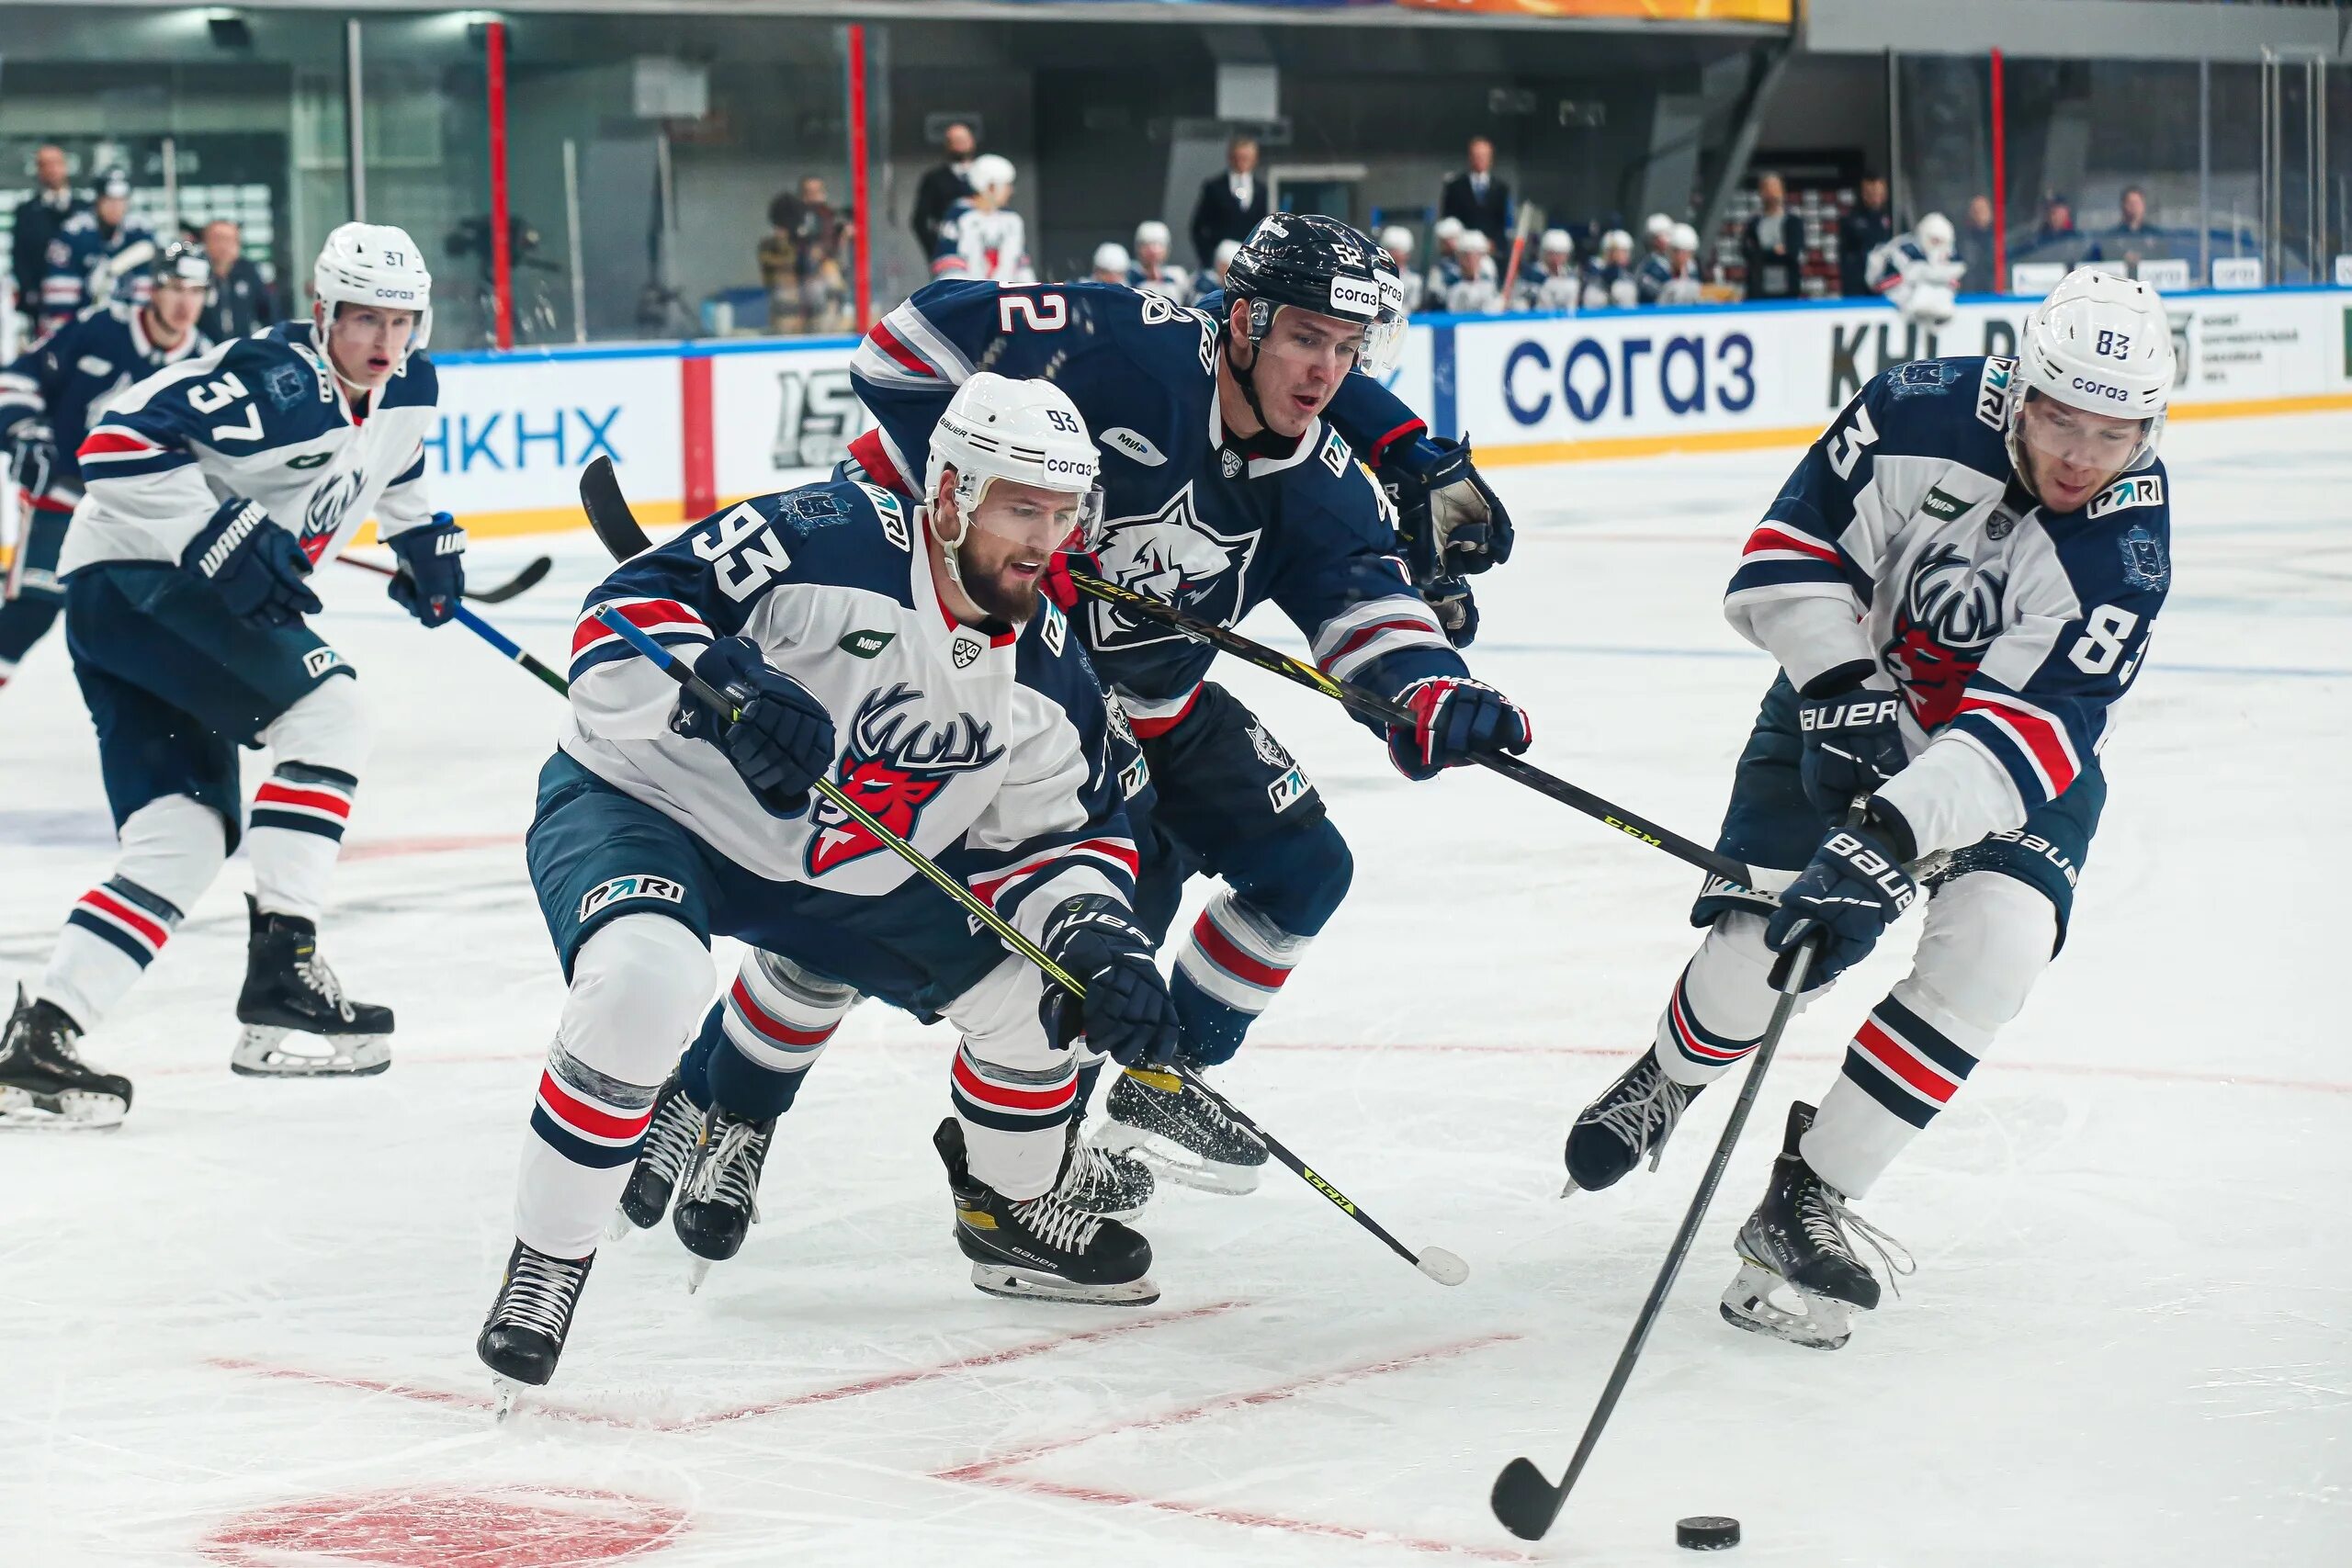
[
  {"x1": 910, "y1": 120, "x2": 977, "y2": 255},
  {"x1": 1441, "y1": 137, "x2": 1512, "y2": 253},
  {"x1": 1739, "y1": 170, "x2": 1805, "y2": 299},
  {"x1": 1838, "y1": 173, "x2": 1894, "y2": 297},
  {"x1": 1959, "y1": 194, "x2": 1998, "y2": 284},
  {"x1": 2028, "y1": 194, "x2": 2090, "y2": 269},
  {"x1": 11, "y1": 144, "x2": 82, "y2": 326},
  {"x1": 1189, "y1": 136, "x2": 1265, "y2": 269},
  {"x1": 2092, "y1": 185, "x2": 2170, "y2": 272},
  {"x1": 762, "y1": 176, "x2": 854, "y2": 333},
  {"x1": 197, "y1": 218, "x2": 274, "y2": 340}
]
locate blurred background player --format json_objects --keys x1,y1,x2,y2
[
  {"x1": 1088, "y1": 242, "x2": 1131, "y2": 286},
  {"x1": 1445, "y1": 229, "x2": 1501, "y2": 313},
  {"x1": 1127, "y1": 220, "x2": 1190, "y2": 301},
  {"x1": 480, "y1": 374, "x2": 1175, "y2": 1395},
  {"x1": 1427, "y1": 216, "x2": 1465, "y2": 301},
  {"x1": 1581, "y1": 228, "x2": 1638, "y2": 309},
  {"x1": 0, "y1": 239, "x2": 212, "y2": 692},
  {"x1": 40, "y1": 169, "x2": 154, "y2": 333},
  {"x1": 0, "y1": 223, "x2": 464, "y2": 1127},
  {"x1": 1637, "y1": 222, "x2": 1704, "y2": 305},
  {"x1": 931, "y1": 154, "x2": 1032, "y2": 283},
  {"x1": 11, "y1": 145, "x2": 84, "y2": 335},
  {"x1": 1868, "y1": 212, "x2": 1967, "y2": 330},
  {"x1": 1560, "y1": 268, "x2": 2175, "y2": 1351},
  {"x1": 1191, "y1": 238, "x2": 1239, "y2": 308},
  {"x1": 1516, "y1": 229, "x2": 1578, "y2": 312},
  {"x1": 1378, "y1": 227, "x2": 1423, "y2": 314},
  {"x1": 1643, "y1": 212, "x2": 1675, "y2": 265}
]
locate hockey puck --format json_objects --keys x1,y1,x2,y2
[{"x1": 1676, "y1": 1516, "x2": 1741, "y2": 1551}]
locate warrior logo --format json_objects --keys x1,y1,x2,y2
[
  {"x1": 1087, "y1": 482, "x2": 1259, "y2": 651},
  {"x1": 299, "y1": 466, "x2": 367, "y2": 563},
  {"x1": 806, "y1": 683, "x2": 1005, "y2": 876},
  {"x1": 1881, "y1": 543, "x2": 2007, "y2": 728}
]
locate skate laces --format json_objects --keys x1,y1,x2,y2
[
  {"x1": 1180, "y1": 1070, "x2": 1258, "y2": 1147},
  {"x1": 641, "y1": 1093, "x2": 700, "y2": 1177},
  {"x1": 686, "y1": 1116, "x2": 769, "y2": 1216},
  {"x1": 496, "y1": 1249, "x2": 587, "y2": 1339},
  {"x1": 1583, "y1": 1060, "x2": 1690, "y2": 1173},
  {"x1": 1799, "y1": 1183, "x2": 1917, "y2": 1299},
  {"x1": 1013, "y1": 1190, "x2": 1105, "y2": 1252},
  {"x1": 295, "y1": 948, "x2": 355, "y2": 1021}
]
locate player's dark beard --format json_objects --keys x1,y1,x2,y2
[{"x1": 961, "y1": 556, "x2": 1038, "y2": 626}]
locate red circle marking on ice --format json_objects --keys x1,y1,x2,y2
[{"x1": 200, "y1": 1485, "x2": 688, "y2": 1567}]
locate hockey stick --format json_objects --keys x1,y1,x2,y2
[
  {"x1": 578, "y1": 458, "x2": 1468, "y2": 1287},
  {"x1": 1064, "y1": 569, "x2": 1764, "y2": 895},
  {"x1": 1487, "y1": 799, "x2": 1864, "y2": 1542},
  {"x1": 337, "y1": 550, "x2": 554, "y2": 604},
  {"x1": 1498, "y1": 200, "x2": 1542, "y2": 308}
]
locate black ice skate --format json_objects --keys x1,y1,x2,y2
[
  {"x1": 935, "y1": 1117, "x2": 1158, "y2": 1306},
  {"x1": 1564, "y1": 1049, "x2": 1704, "y2": 1195},
  {"x1": 477, "y1": 1239, "x2": 594, "y2": 1414},
  {"x1": 1095, "y1": 1063, "x2": 1267, "y2": 1194},
  {"x1": 230, "y1": 897, "x2": 393, "y2": 1077},
  {"x1": 1719, "y1": 1101, "x2": 1914, "y2": 1351},
  {"x1": 1056, "y1": 1115, "x2": 1155, "y2": 1220},
  {"x1": 610, "y1": 1072, "x2": 701, "y2": 1239},
  {"x1": 672, "y1": 1106, "x2": 775, "y2": 1292},
  {"x1": 0, "y1": 986, "x2": 131, "y2": 1130}
]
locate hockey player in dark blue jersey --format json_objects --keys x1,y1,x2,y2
[
  {"x1": 843, "y1": 214, "x2": 1534, "y2": 1197},
  {"x1": 1561, "y1": 268, "x2": 2177, "y2": 1350},
  {"x1": 38, "y1": 170, "x2": 157, "y2": 332},
  {"x1": 0, "y1": 240, "x2": 212, "y2": 691}
]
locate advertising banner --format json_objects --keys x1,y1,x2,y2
[
  {"x1": 424, "y1": 348, "x2": 683, "y2": 532},
  {"x1": 706, "y1": 339, "x2": 871, "y2": 502}
]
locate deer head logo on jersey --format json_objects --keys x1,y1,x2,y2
[
  {"x1": 1088, "y1": 482, "x2": 1259, "y2": 650},
  {"x1": 299, "y1": 467, "x2": 368, "y2": 564},
  {"x1": 806, "y1": 683, "x2": 1005, "y2": 876},
  {"x1": 1882, "y1": 543, "x2": 2008, "y2": 728}
]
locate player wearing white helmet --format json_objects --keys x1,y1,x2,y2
[
  {"x1": 1868, "y1": 210, "x2": 1968, "y2": 329},
  {"x1": 1644, "y1": 212, "x2": 1675, "y2": 255},
  {"x1": 1429, "y1": 214, "x2": 1467, "y2": 299},
  {"x1": 1190, "y1": 236, "x2": 1244, "y2": 307},
  {"x1": 1090, "y1": 242, "x2": 1131, "y2": 285},
  {"x1": 1445, "y1": 227, "x2": 1502, "y2": 313},
  {"x1": 1652, "y1": 221, "x2": 1706, "y2": 304},
  {"x1": 0, "y1": 223, "x2": 461, "y2": 1125},
  {"x1": 1127, "y1": 219, "x2": 1191, "y2": 301},
  {"x1": 1583, "y1": 228, "x2": 1638, "y2": 309},
  {"x1": 933, "y1": 154, "x2": 1033, "y2": 283},
  {"x1": 1560, "y1": 268, "x2": 2177, "y2": 1352},
  {"x1": 1519, "y1": 228, "x2": 1578, "y2": 312},
  {"x1": 1378, "y1": 225, "x2": 1425, "y2": 313}
]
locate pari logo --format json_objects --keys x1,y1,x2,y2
[
  {"x1": 1500, "y1": 330, "x2": 1758, "y2": 428},
  {"x1": 806, "y1": 683, "x2": 1005, "y2": 876},
  {"x1": 1881, "y1": 543, "x2": 2008, "y2": 728},
  {"x1": 1088, "y1": 482, "x2": 1258, "y2": 650}
]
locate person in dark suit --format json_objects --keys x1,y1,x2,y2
[
  {"x1": 1188, "y1": 136, "x2": 1265, "y2": 269},
  {"x1": 910, "y1": 120, "x2": 978, "y2": 254},
  {"x1": 1740, "y1": 170, "x2": 1807, "y2": 300},
  {"x1": 1439, "y1": 138, "x2": 1511, "y2": 253},
  {"x1": 1837, "y1": 173, "x2": 1894, "y2": 297},
  {"x1": 1958, "y1": 194, "x2": 1998, "y2": 287},
  {"x1": 196, "y1": 219, "x2": 275, "y2": 339},
  {"x1": 11, "y1": 145, "x2": 84, "y2": 326}
]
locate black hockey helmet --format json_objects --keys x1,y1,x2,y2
[
  {"x1": 154, "y1": 239, "x2": 212, "y2": 289},
  {"x1": 1224, "y1": 212, "x2": 1407, "y2": 376}
]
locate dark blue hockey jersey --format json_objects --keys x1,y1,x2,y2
[
  {"x1": 40, "y1": 213, "x2": 157, "y2": 328},
  {"x1": 844, "y1": 278, "x2": 1462, "y2": 739},
  {"x1": 0, "y1": 301, "x2": 210, "y2": 505}
]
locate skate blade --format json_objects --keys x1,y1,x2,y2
[
  {"x1": 685, "y1": 1258, "x2": 712, "y2": 1294},
  {"x1": 1718, "y1": 1259, "x2": 1852, "y2": 1350},
  {"x1": 0, "y1": 1086, "x2": 127, "y2": 1130},
  {"x1": 968, "y1": 1260, "x2": 1159, "y2": 1307},
  {"x1": 491, "y1": 1375, "x2": 528, "y2": 1422},
  {"x1": 606, "y1": 1204, "x2": 650, "y2": 1243},
  {"x1": 231, "y1": 1025, "x2": 391, "y2": 1078},
  {"x1": 1092, "y1": 1123, "x2": 1261, "y2": 1195}
]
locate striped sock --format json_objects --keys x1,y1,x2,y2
[
  {"x1": 1651, "y1": 958, "x2": 1770, "y2": 1089},
  {"x1": 705, "y1": 953, "x2": 852, "y2": 1120},
  {"x1": 1804, "y1": 992, "x2": 1983, "y2": 1200},
  {"x1": 1170, "y1": 891, "x2": 1311, "y2": 1066},
  {"x1": 40, "y1": 876, "x2": 185, "y2": 1031},
  {"x1": 248, "y1": 763, "x2": 356, "y2": 923}
]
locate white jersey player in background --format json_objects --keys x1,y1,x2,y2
[
  {"x1": 932, "y1": 154, "x2": 1034, "y2": 284},
  {"x1": 1125, "y1": 220, "x2": 1190, "y2": 300},
  {"x1": 1869, "y1": 212, "x2": 1968, "y2": 329},
  {"x1": 1377, "y1": 226, "x2": 1425, "y2": 314}
]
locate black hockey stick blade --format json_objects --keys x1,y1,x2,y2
[
  {"x1": 579, "y1": 456, "x2": 655, "y2": 560},
  {"x1": 465, "y1": 554, "x2": 554, "y2": 604},
  {"x1": 1490, "y1": 1457, "x2": 1566, "y2": 1541}
]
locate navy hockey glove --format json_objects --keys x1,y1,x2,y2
[
  {"x1": 1797, "y1": 667, "x2": 1907, "y2": 818},
  {"x1": 1420, "y1": 574, "x2": 1479, "y2": 649},
  {"x1": 6, "y1": 422, "x2": 58, "y2": 501},
  {"x1": 181, "y1": 497, "x2": 322, "y2": 626},
  {"x1": 1766, "y1": 817, "x2": 1918, "y2": 986},
  {"x1": 1039, "y1": 894, "x2": 1180, "y2": 1067},
  {"x1": 1387, "y1": 675, "x2": 1531, "y2": 781},
  {"x1": 385, "y1": 512, "x2": 467, "y2": 627},
  {"x1": 676, "y1": 636, "x2": 838, "y2": 817},
  {"x1": 1381, "y1": 435, "x2": 1513, "y2": 581}
]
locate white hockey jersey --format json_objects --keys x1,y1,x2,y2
[
  {"x1": 61, "y1": 320, "x2": 438, "y2": 577},
  {"x1": 1867, "y1": 236, "x2": 1969, "y2": 328},
  {"x1": 932, "y1": 200, "x2": 1035, "y2": 284}
]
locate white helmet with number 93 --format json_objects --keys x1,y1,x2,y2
[
  {"x1": 927, "y1": 370, "x2": 1106, "y2": 593},
  {"x1": 313, "y1": 221, "x2": 434, "y2": 355},
  {"x1": 2007, "y1": 266, "x2": 2176, "y2": 484}
]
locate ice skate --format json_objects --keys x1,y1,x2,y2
[
  {"x1": 1096, "y1": 1063, "x2": 1266, "y2": 1194},
  {"x1": 610, "y1": 1072, "x2": 701, "y2": 1239},
  {"x1": 1056, "y1": 1116, "x2": 1155, "y2": 1220},
  {"x1": 229, "y1": 897, "x2": 393, "y2": 1077},
  {"x1": 0, "y1": 987, "x2": 131, "y2": 1130},
  {"x1": 1719, "y1": 1101, "x2": 1914, "y2": 1350},
  {"x1": 672, "y1": 1106, "x2": 775, "y2": 1292},
  {"x1": 1563, "y1": 1048, "x2": 1703, "y2": 1195},
  {"x1": 477, "y1": 1240, "x2": 594, "y2": 1413},
  {"x1": 936, "y1": 1117, "x2": 1157, "y2": 1305}
]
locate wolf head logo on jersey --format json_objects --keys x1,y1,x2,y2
[
  {"x1": 1882, "y1": 543, "x2": 2008, "y2": 728},
  {"x1": 806, "y1": 683, "x2": 1006, "y2": 876},
  {"x1": 1088, "y1": 482, "x2": 1258, "y2": 650}
]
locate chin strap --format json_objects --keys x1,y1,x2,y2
[{"x1": 1219, "y1": 313, "x2": 1279, "y2": 440}]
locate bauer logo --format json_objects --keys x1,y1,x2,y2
[
  {"x1": 837, "y1": 628, "x2": 896, "y2": 659},
  {"x1": 302, "y1": 647, "x2": 345, "y2": 677},
  {"x1": 2087, "y1": 474, "x2": 2163, "y2": 520},
  {"x1": 578, "y1": 874, "x2": 686, "y2": 922},
  {"x1": 1101, "y1": 427, "x2": 1167, "y2": 467}
]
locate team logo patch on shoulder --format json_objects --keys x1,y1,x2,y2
[
  {"x1": 1974, "y1": 356, "x2": 2016, "y2": 430},
  {"x1": 838, "y1": 628, "x2": 895, "y2": 659},
  {"x1": 1101, "y1": 427, "x2": 1166, "y2": 467},
  {"x1": 1318, "y1": 429, "x2": 1351, "y2": 479},
  {"x1": 579, "y1": 874, "x2": 686, "y2": 922},
  {"x1": 263, "y1": 362, "x2": 311, "y2": 410},
  {"x1": 1895, "y1": 360, "x2": 1956, "y2": 392},
  {"x1": 2087, "y1": 474, "x2": 2164, "y2": 520},
  {"x1": 2119, "y1": 523, "x2": 2169, "y2": 591},
  {"x1": 1919, "y1": 484, "x2": 1972, "y2": 523}
]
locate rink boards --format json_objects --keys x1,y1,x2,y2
[{"x1": 420, "y1": 284, "x2": 2352, "y2": 537}]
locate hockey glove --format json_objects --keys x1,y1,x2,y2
[
  {"x1": 6, "y1": 422, "x2": 58, "y2": 502},
  {"x1": 1039, "y1": 894, "x2": 1181, "y2": 1067},
  {"x1": 1766, "y1": 817, "x2": 1919, "y2": 987},
  {"x1": 676, "y1": 636, "x2": 838, "y2": 818},
  {"x1": 181, "y1": 497, "x2": 322, "y2": 626},
  {"x1": 1042, "y1": 546, "x2": 1102, "y2": 615},
  {"x1": 1386, "y1": 675, "x2": 1531, "y2": 782},
  {"x1": 1381, "y1": 435, "x2": 1513, "y2": 581},
  {"x1": 385, "y1": 512, "x2": 468, "y2": 628},
  {"x1": 1796, "y1": 667, "x2": 1908, "y2": 818},
  {"x1": 1420, "y1": 574, "x2": 1479, "y2": 649}
]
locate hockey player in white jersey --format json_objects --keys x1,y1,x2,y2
[
  {"x1": 1088, "y1": 242, "x2": 1131, "y2": 285},
  {"x1": 477, "y1": 373, "x2": 1180, "y2": 1393},
  {"x1": 1126, "y1": 220, "x2": 1191, "y2": 301},
  {"x1": 1514, "y1": 230, "x2": 1579, "y2": 312},
  {"x1": 931, "y1": 154, "x2": 1034, "y2": 283},
  {"x1": 1582, "y1": 229, "x2": 1639, "y2": 309},
  {"x1": 0, "y1": 223, "x2": 462, "y2": 1126},
  {"x1": 1561, "y1": 268, "x2": 2176, "y2": 1349},
  {"x1": 1868, "y1": 213, "x2": 1968, "y2": 329},
  {"x1": 1377, "y1": 227, "x2": 1425, "y2": 314},
  {"x1": 1445, "y1": 229, "x2": 1502, "y2": 313}
]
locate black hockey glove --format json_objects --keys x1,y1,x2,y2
[
  {"x1": 6, "y1": 421, "x2": 58, "y2": 502},
  {"x1": 1386, "y1": 674, "x2": 1531, "y2": 781},
  {"x1": 675, "y1": 636, "x2": 838, "y2": 818},
  {"x1": 1796, "y1": 665, "x2": 1907, "y2": 818},
  {"x1": 1381, "y1": 435, "x2": 1513, "y2": 581},
  {"x1": 1766, "y1": 812, "x2": 1919, "y2": 987},
  {"x1": 1039, "y1": 894, "x2": 1181, "y2": 1067},
  {"x1": 1420, "y1": 574, "x2": 1479, "y2": 649},
  {"x1": 385, "y1": 512, "x2": 468, "y2": 628},
  {"x1": 181, "y1": 497, "x2": 322, "y2": 626}
]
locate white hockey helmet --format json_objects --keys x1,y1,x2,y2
[
  {"x1": 1378, "y1": 225, "x2": 1415, "y2": 261},
  {"x1": 1455, "y1": 228, "x2": 1492, "y2": 256},
  {"x1": 1668, "y1": 221, "x2": 1701, "y2": 254},
  {"x1": 1539, "y1": 228, "x2": 1574, "y2": 258},
  {"x1": 1212, "y1": 238, "x2": 1241, "y2": 276},
  {"x1": 1916, "y1": 212, "x2": 1956, "y2": 261},
  {"x1": 1601, "y1": 228, "x2": 1634, "y2": 260},
  {"x1": 1433, "y1": 216, "x2": 1465, "y2": 249},
  {"x1": 313, "y1": 221, "x2": 434, "y2": 354},
  {"x1": 1092, "y1": 241, "x2": 1132, "y2": 276},
  {"x1": 2007, "y1": 266, "x2": 2176, "y2": 479},
  {"x1": 1645, "y1": 212, "x2": 1674, "y2": 242},
  {"x1": 927, "y1": 371, "x2": 1106, "y2": 576},
  {"x1": 967, "y1": 153, "x2": 1017, "y2": 199},
  {"x1": 1133, "y1": 220, "x2": 1171, "y2": 254}
]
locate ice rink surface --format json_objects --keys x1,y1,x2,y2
[{"x1": 3, "y1": 413, "x2": 2346, "y2": 1566}]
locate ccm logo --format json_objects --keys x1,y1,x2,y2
[{"x1": 2069, "y1": 376, "x2": 2130, "y2": 402}]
